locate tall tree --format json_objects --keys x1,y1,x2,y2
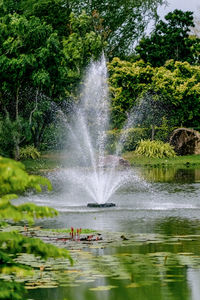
[
  {"x1": 0, "y1": 13, "x2": 64, "y2": 158},
  {"x1": 67, "y1": 0, "x2": 166, "y2": 58},
  {"x1": 20, "y1": 0, "x2": 71, "y2": 36},
  {"x1": 108, "y1": 57, "x2": 200, "y2": 129},
  {"x1": 136, "y1": 9, "x2": 200, "y2": 66},
  {"x1": 0, "y1": 6, "x2": 105, "y2": 157}
]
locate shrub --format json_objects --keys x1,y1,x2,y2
[
  {"x1": 106, "y1": 128, "x2": 151, "y2": 153},
  {"x1": 135, "y1": 139, "x2": 176, "y2": 158},
  {"x1": 19, "y1": 145, "x2": 41, "y2": 160},
  {"x1": 122, "y1": 128, "x2": 151, "y2": 151},
  {"x1": 0, "y1": 156, "x2": 72, "y2": 300}
]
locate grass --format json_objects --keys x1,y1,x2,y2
[
  {"x1": 22, "y1": 150, "x2": 200, "y2": 172},
  {"x1": 22, "y1": 151, "x2": 73, "y2": 172},
  {"x1": 22, "y1": 151, "x2": 66, "y2": 172},
  {"x1": 123, "y1": 151, "x2": 200, "y2": 167},
  {"x1": 22, "y1": 157, "x2": 60, "y2": 172}
]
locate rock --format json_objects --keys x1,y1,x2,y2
[
  {"x1": 99, "y1": 155, "x2": 130, "y2": 168},
  {"x1": 170, "y1": 128, "x2": 200, "y2": 155}
]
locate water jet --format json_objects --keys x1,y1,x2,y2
[{"x1": 64, "y1": 54, "x2": 142, "y2": 207}]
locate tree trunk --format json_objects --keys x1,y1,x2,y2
[
  {"x1": 14, "y1": 86, "x2": 20, "y2": 160},
  {"x1": 151, "y1": 124, "x2": 155, "y2": 141},
  {"x1": 14, "y1": 136, "x2": 20, "y2": 160}
]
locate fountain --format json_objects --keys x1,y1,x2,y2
[{"x1": 64, "y1": 54, "x2": 140, "y2": 207}]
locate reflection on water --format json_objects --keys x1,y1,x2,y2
[
  {"x1": 28, "y1": 225, "x2": 200, "y2": 300},
  {"x1": 140, "y1": 166, "x2": 200, "y2": 183},
  {"x1": 19, "y1": 166, "x2": 200, "y2": 300}
]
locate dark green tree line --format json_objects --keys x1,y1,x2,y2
[
  {"x1": 136, "y1": 9, "x2": 200, "y2": 66},
  {"x1": 68, "y1": 0, "x2": 166, "y2": 58},
  {"x1": 0, "y1": 1, "x2": 104, "y2": 158},
  {"x1": 108, "y1": 58, "x2": 200, "y2": 130}
]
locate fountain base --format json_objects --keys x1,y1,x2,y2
[{"x1": 87, "y1": 203, "x2": 116, "y2": 208}]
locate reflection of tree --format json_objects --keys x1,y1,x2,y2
[
  {"x1": 141, "y1": 167, "x2": 197, "y2": 183},
  {"x1": 26, "y1": 230, "x2": 200, "y2": 300},
  {"x1": 154, "y1": 217, "x2": 200, "y2": 237},
  {"x1": 86, "y1": 249, "x2": 190, "y2": 300}
]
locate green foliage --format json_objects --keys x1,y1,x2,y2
[
  {"x1": 0, "y1": 116, "x2": 16, "y2": 157},
  {"x1": 0, "y1": 198, "x2": 58, "y2": 224},
  {"x1": 19, "y1": 145, "x2": 40, "y2": 160},
  {"x1": 154, "y1": 117, "x2": 174, "y2": 142},
  {"x1": 0, "y1": 156, "x2": 72, "y2": 299},
  {"x1": 0, "y1": 280, "x2": 25, "y2": 300},
  {"x1": 0, "y1": 231, "x2": 71, "y2": 261},
  {"x1": 63, "y1": 11, "x2": 104, "y2": 86},
  {"x1": 122, "y1": 128, "x2": 152, "y2": 151},
  {"x1": 0, "y1": 156, "x2": 52, "y2": 195},
  {"x1": 135, "y1": 140, "x2": 176, "y2": 158},
  {"x1": 0, "y1": 156, "x2": 55, "y2": 223},
  {"x1": 136, "y1": 9, "x2": 200, "y2": 66},
  {"x1": 69, "y1": 0, "x2": 165, "y2": 58},
  {"x1": 124, "y1": 152, "x2": 200, "y2": 167},
  {"x1": 108, "y1": 58, "x2": 154, "y2": 127},
  {"x1": 106, "y1": 128, "x2": 151, "y2": 153},
  {"x1": 152, "y1": 60, "x2": 200, "y2": 127},
  {"x1": 21, "y1": 0, "x2": 71, "y2": 36},
  {"x1": 108, "y1": 58, "x2": 200, "y2": 129},
  {"x1": 106, "y1": 126, "x2": 173, "y2": 154},
  {"x1": 0, "y1": 4, "x2": 105, "y2": 154}
]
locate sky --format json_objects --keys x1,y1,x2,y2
[{"x1": 158, "y1": 0, "x2": 200, "y2": 18}]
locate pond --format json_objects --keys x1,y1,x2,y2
[{"x1": 16, "y1": 166, "x2": 200, "y2": 300}]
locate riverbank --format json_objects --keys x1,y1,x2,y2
[
  {"x1": 22, "y1": 151, "x2": 200, "y2": 172},
  {"x1": 123, "y1": 152, "x2": 200, "y2": 167}
]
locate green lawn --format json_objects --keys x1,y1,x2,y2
[
  {"x1": 22, "y1": 151, "x2": 200, "y2": 172},
  {"x1": 123, "y1": 152, "x2": 200, "y2": 167}
]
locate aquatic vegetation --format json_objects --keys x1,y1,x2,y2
[{"x1": 135, "y1": 140, "x2": 176, "y2": 158}]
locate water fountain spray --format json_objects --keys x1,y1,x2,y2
[{"x1": 65, "y1": 55, "x2": 141, "y2": 207}]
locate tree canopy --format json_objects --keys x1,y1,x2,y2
[
  {"x1": 136, "y1": 9, "x2": 200, "y2": 66},
  {"x1": 0, "y1": 4, "x2": 104, "y2": 158},
  {"x1": 68, "y1": 0, "x2": 166, "y2": 58},
  {"x1": 109, "y1": 57, "x2": 200, "y2": 129}
]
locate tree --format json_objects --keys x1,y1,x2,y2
[
  {"x1": 0, "y1": 156, "x2": 72, "y2": 300},
  {"x1": 108, "y1": 57, "x2": 200, "y2": 129},
  {"x1": 108, "y1": 58, "x2": 155, "y2": 128},
  {"x1": 67, "y1": 0, "x2": 165, "y2": 58},
  {"x1": 20, "y1": 0, "x2": 71, "y2": 36},
  {"x1": 136, "y1": 9, "x2": 200, "y2": 66},
  {"x1": 0, "y1": 13, "x2": 64, "y2": 158},
  {"x1": 62, "y1": 10, "x2": 105, "y2": 96},
  {"x1": 0, "y1": 6, "x2": 105, "y2": 157},
  {"x1": 151, "y1": 60, "x2": 200, "y2": 127},
  {"x1": 190, "y1": 15, "x2": 200, "y2": 38}
]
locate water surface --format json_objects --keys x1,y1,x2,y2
[{"x1": 16, "y1": 166, "x2": 200, "y2": 300}]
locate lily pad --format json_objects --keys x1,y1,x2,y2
[{"x1": 89, "y1": 285, "x2": 117, "y2": 291}]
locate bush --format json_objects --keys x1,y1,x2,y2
[
  {"x1": 135, "y1": 139, "x2": 176, "y2": 158},
  {"x1": 0, "y1": 156, "x2": 72, "y2": 300},
  {"x1": 106, "y1": 128, "x2": 151, "y2": 153},
  {"x1": 19, "y1": 145, "x2": 41, "y2": 160},
  {"x1": 122, "y1": 128, "x2": 151, "y2": 151}
]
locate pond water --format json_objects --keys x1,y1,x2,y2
[{"x1": 16, "y1": 166, "x2": 200, "y2": 300}]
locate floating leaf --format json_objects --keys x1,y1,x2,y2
[
  {"x1": 126, "y1": 282, "x2": 141, "y2": 288},
  {"x1": 89, "y1": 285, "x2": 117, "y2": 291}
]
